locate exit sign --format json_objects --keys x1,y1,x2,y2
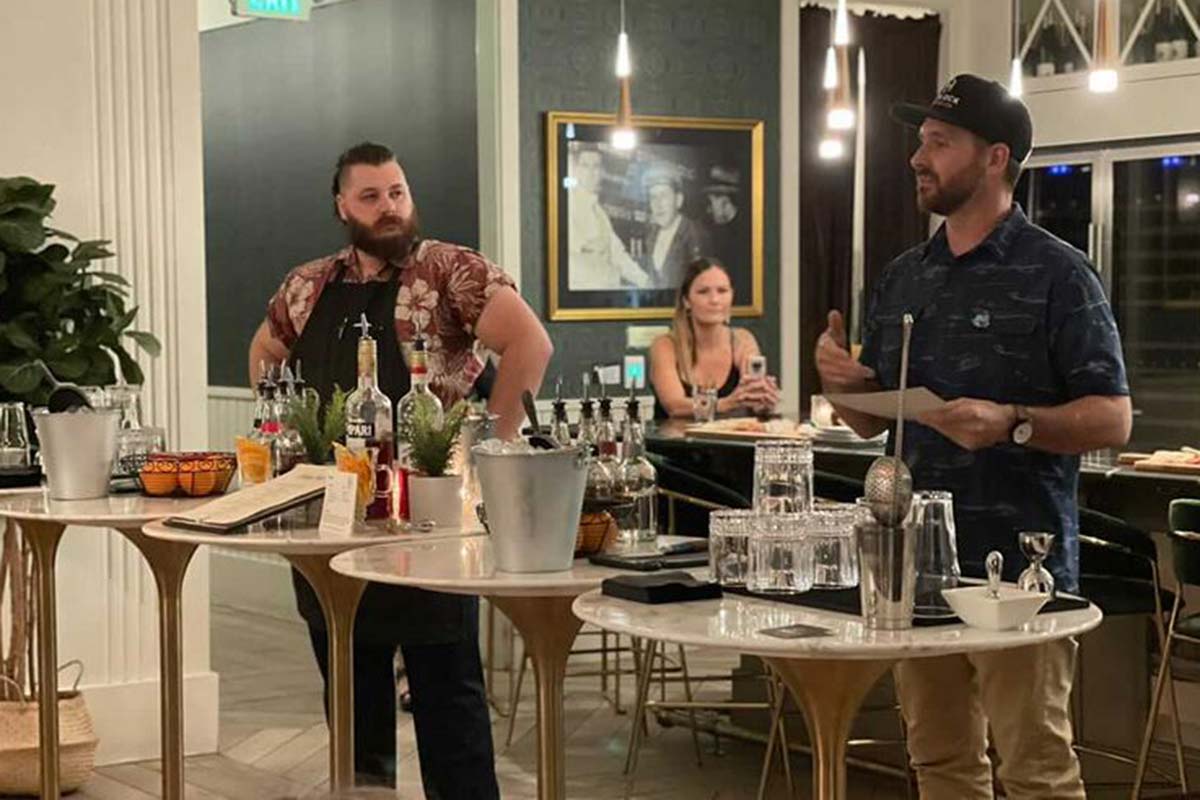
[{"x1": 234, "y1": 0, "x2": 312, "y2": 20}]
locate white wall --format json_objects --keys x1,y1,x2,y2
[{"x1": 0, "y1": 0, "x2": 216, "y2": 764}]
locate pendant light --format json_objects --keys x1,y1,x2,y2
[
  {"x1": 819, "y1": 49, "x2": 846, "y2": 159},
  {"x1": 827, "y1": 44, "x2": 856, "y2": 130},
  {"x1": 611, "y1": 0, "x2": 636, "y2": 150},
  {"x1": 1009, "y1": 1, "x2": 1024, "y2": 97},
  {"x1": 833, "y1": 0, "x2": 851, "y2": 46},
  {"x1": 1089, "y1": 0, "x2": 1119, "y2": 93}
]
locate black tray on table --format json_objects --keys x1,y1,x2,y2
[
  {"x1": 722, "y1": 585, "x2": 1089, "y2": 627},
  {"x1": 0, "y1": 464, "x2": 42, "y2": 489}
]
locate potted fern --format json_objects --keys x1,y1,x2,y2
[{"x1": 407, "y1": 400, "x2": 469, "y2": 528}]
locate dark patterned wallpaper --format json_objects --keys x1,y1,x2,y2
[{"x1": 519, "y1": 0, "x2": 781, "y2": 397}]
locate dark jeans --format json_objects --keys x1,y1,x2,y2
[{"x1": 305, "y1": 612, "x2": 500, "y2": 799}]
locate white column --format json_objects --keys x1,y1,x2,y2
[
  {"x1": 780, "y1": 0, "x2": 802, "y2": 416},
  {"x1": 0, "y1": 0, "x2": 216, "y2": 764},
  {"x1": 476, "y1": 0, "x2": 524, "y2": 290}
]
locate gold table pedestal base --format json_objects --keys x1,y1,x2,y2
[
  {"x1": 289, "y1": 553, "x2": 366, "y2": 791},
  {"x1": 490, "y1": 595, "x2": 583, "y2": 800},
  {"x1": 764, "y1": 657, "x2": 895, "y2": 800},
  {"x1": 24, "y1": 520, "x2": 66, "y2": 800}
]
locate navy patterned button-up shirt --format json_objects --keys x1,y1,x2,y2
[{"x1": 859, "y1": 206, "x2": 1129, "y2": 592}]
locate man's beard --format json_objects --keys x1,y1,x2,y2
[
  {"x1": 915, "y1": 161, "x2": 985, "y2": 216},
  {"x1": 346, "y1": 207, "x2": 421, "y2": 262}
]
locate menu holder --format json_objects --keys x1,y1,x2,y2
[{"x1": 162, "y1": 464, "x2": 332, "y2": 533}]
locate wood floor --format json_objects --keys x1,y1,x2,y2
[{"x1": 74, "y1": 604, "x2": 915, "y2": 799}]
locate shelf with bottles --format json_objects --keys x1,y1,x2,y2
[{"x1": 1017, "y1": 0, "x2": 1200, "y2": 84}]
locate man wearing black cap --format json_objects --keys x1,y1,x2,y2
[{"x1": 816, "y1": 74, "x2": 1131, "y2": 798}]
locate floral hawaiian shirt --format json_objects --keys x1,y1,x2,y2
[{"x1": 266, "y1": 240, "x2": 516, "y2": 406}]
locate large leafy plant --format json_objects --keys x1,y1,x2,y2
[{"x1": 0, "y1": 176, "x2": 160, "y2": 405}]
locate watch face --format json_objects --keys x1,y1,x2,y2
[{"x1": 1013, "y1": 420, "x2": 1034, "y2": 445}]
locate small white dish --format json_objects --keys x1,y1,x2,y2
[{"x1": 941, "y1": 585, "x2": 1050, "y2": 631}]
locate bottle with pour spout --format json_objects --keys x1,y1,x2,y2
[{"x1": 345, "y1": 314, "x2": 396, "y2": 519}]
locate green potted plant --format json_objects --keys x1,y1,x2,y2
[
  {"x1": 0, "y1": 175, "x2": 158, "y2": 788},
  {"x1": 407, "y1": 399, "x2": 469, "y2": 527}
]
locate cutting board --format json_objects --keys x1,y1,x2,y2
[
  {"x1": 1132, "y1": 460, "x2": 1200, "y2": 475},
  {"x1": 685, "y1": 424, "x2": 814, "y2": 443}
]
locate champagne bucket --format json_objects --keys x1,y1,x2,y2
[
  {"x1": 855, "y1": 518, "x2": 917, "y2": 630},
  {"x1": 473, "y1": 444, "x2": 589, "y2": 572},
  {"x1": 32, "y1": 409, "x2": 120, "y2": 500}
]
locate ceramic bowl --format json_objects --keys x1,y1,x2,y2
[{"x1": 941, "y1": 585, "x2": 1049, "y2": 631}]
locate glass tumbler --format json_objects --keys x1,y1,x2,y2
[
  {"x1": 913, "y1": 491, "x2": 962, "y2": 618},
  {"x1": 692, "y1": 386, "x2": 718, "y2": 422},
  {"x1": 748, "y1": 512, "x2": 812, "y2": 594},
  {"x1": 708, "y1": 509, "x2": 756, "y2": 586},
  {"x1": 752, "y1": 440, "x2": 814, "y2": 513},
  {"x1": 0, "y1": 402, "x2": 31, "y2": 468},
  {"x1": 804, "y1": 504, "x2": 863, "y2": 588}
]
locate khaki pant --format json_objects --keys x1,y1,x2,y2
[{"x1": 894, "y1": 638, "x2": 1085, "y2": 800}]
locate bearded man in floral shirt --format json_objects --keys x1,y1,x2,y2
[{"x1": 247, "y1": 142, "x2": 551, "y2": 796}]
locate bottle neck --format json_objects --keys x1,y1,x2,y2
[
  {"x1": 410, "y1": 351, "x2": 430, "y2": 389},
  {"x1": 358, "y1": 340, "x2": 378, "y2": 389}
]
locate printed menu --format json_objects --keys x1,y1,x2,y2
[{"x1": 162, "y1": 464, "x2": 332, "y2": 532}]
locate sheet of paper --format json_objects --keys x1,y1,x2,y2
[
  {"x1": 318, "y1": 471, "x2": 358, "y2": 536},
  {"x1": 825, "y1": 387, "x2": 946, "y2": 420},
  {"x1": 174, "y1": 463, "x2": 332, "y2": 527}
]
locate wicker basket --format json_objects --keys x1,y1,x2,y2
[{"x1": 0, "y1": 664, "x2": 99, "y2": 795}]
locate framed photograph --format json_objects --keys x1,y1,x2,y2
[{"x1": 546, "y1": 111, "x2": 764, "y2": 321}]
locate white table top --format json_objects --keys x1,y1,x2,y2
[
  {"x1": 330, "y1": 535, "x2": 706, "y2": 597},
  {"x1": 0, "y1": 489, "x2": 207, "y2": 526},
  {"x1": 571, "y1": 590, "x2": 1103, "y2": 661},
  {"x1": 143, "y1": 507, "x2": 484, "y2": 556}
]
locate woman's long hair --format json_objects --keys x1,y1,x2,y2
[{"x1": 670, "y1": 257, "x2": 731, "y2": 387}]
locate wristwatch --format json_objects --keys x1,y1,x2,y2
[{"x1": 1010, "y1": 404, "x2": 1034, "y2": 446}]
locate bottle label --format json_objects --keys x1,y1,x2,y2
[{"x1": 346, "y1": 420, "x2": 376, "y2": 442}]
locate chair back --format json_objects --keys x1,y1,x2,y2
[{"x1": 1168, "y1": 499, "x2": 1200, "y2": 587}]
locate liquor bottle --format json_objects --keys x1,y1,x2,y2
[
  {"x1": 1036, "y1": 17, "x2": 1058, "y2": 76},
  {"x1": 616, "y1": 389, "x2": 657, "y2": 544},
  {"x1": 1057, "y1": 14, "x2": 1077, "y2": 73},
  {"x1": 577, "y1": 375, "x2": 597, "y2": 450},
  {"x1": 273, "y1": 363, "x2": 306, "y2": 475},
  {"x1": 1167, "y1": 0, "x2": 1192, "y2": 60},
  {"x1": 596, "y1": 388, "x2": 619, "y2": 463},
  {"x1": 550, "y1": 376, "x2": 572, "y2": 446},
  {"x1": 345, "y1": 315, "x2": 396, "y2": 520},
  {"x1": 1154, "y1": 0, "x2": 1173, "y2": 62},
  {"x1": 251, "y1": 360, "x2": 274, "y2": 430},
  {"x1": 396, "y1": 336, "x2": 443, "y2": 446}
]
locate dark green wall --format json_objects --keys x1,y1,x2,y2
[
  {"x1": 202, "y1": 0, "x2": 478, "y2": 387},
  {"x1": 519, "y1": 0, "x2": 782, "y2": 397}
]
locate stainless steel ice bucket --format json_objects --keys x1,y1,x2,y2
[
  {"x1": 32, "y1": 408, "x2": 120, "y2": 500},
  {"x1": 855, "y1": 518, "x2": 918, "y2": 630},
  {"x1": 473, "y1": 444, "x2": 589, "y2": 572}
]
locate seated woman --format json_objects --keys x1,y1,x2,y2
[{"x1": 650, "y1": 257, "x2": 780, "y2": 419}]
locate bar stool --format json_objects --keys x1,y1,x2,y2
[
  {"x1": 1134, "y1": 498, "x2": 1200, "y2": 795},
  {"x1": 1073, "y1": 507, "x2": 1183, "y2": 787}
]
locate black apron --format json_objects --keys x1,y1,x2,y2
[{"x1": 289, "y1": 259, "x2": 473, "y2": 645}]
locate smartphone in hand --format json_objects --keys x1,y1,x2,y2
[{"x1": 748, "y1": 355, "x2": 767, "y2": 379}]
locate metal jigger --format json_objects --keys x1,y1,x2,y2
[{"x1": 863, "y1": 313, "x2": 915, "y2": 526}]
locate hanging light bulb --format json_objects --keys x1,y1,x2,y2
[
  {"x1": 827, "y1": 45, "x2": 856, "y2": 131},
  {"x1": 819, "y1": 137, "x2": 846, "y2": 160},
  {"x1": 1009, "y1": 57, "x2": 1024, "y2": 97},
  {"x1": 611, "y1": 1, "x2": 636, "y2": 150},
  {"x1": 833, "y1": 0, "x2": 851, "y2": 46},
  {"x1": 1089, "y1": 0, "x2": 1118, "y2": 93},
  {"x1": 823, "y1": 46, "x2": 838, "y2": 90}
]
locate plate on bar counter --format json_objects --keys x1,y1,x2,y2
[
  {"x1": 685, "y1": 418, "x2": 815, "y2": 443},
  {"x1": 810, "y1": 424, "x2": 888, "y2": 448}
]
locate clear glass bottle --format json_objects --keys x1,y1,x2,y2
[
  {"x1": 616, "y1": 393, "x2": 657, "y2": 544},
  {"x1": 577, "y1": 396, "x2": 597, "y2": 451},
  {"x1": 396, "y1": 336, "x2": 443, "y2": 446},
  {"x1": 346, "y1": 315, "x2": 396, "y2": 519},
  {"x1": 551, "y1": 398, "x2": 572, "y2": 446},
  {"x1": 272, "y1": 363, "x2": 306, "y2": 475}
]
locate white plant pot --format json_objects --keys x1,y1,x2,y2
[{"x1": 408, "y1": 474, "x2": 463, "y2": 528}]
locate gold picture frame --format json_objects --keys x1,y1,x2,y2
[{"x1": 546, "y1": 111, "x2": 764, "y2": 322}]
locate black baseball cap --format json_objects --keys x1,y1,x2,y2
[{"x1": 890, "y1": 74, "x2": 1033, "y2": 164}]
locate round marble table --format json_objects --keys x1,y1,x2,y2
[
  {"x1": 142, "y1": 510, "x2": 481, "y2": 793},
  {"x1": 329, "y1": 535, "x2": 704, "y2": 800},
  {"x1": 572, "y1": 589, "x2": 1103, "y2": 800},
  {"x1": 0, "y1": 491, "x2": 208, "y2": 800}
]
